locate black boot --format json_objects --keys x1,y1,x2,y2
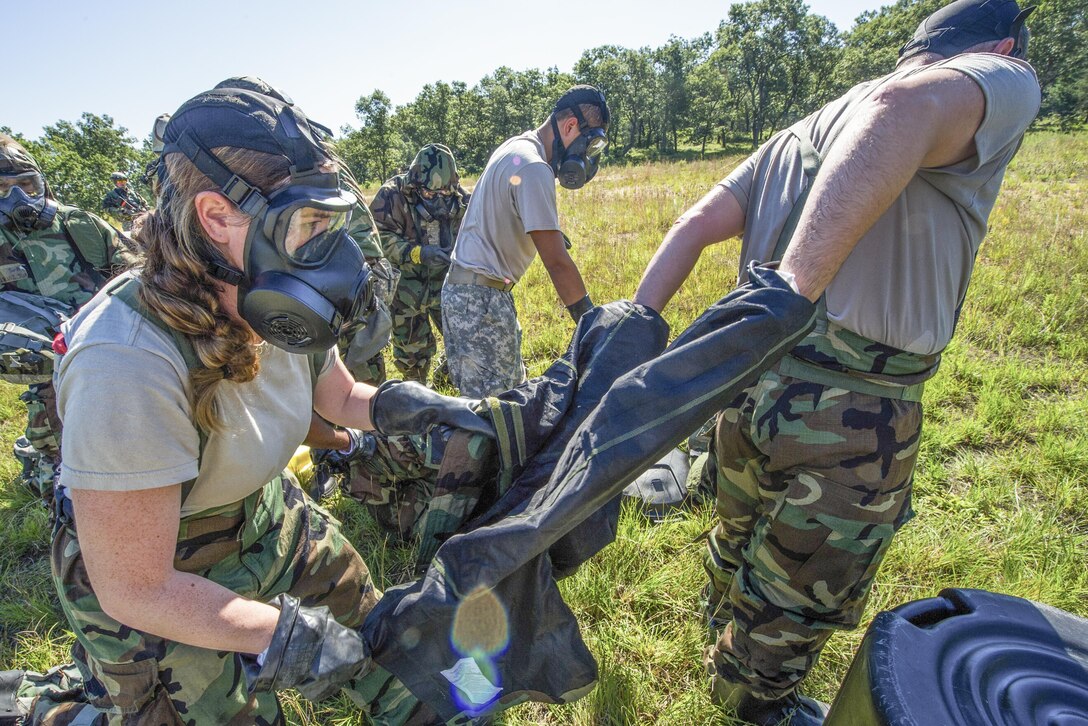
[
  {"x1": 712, "y1": 677, "x2": 829, "y2": 726},
  {"x1": 734, "y1": 691, "x2": 829, "y2": 726}
]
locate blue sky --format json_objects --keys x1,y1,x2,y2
[{"x1": 7, "y1": 0, "x2": 883, "y2": 143}]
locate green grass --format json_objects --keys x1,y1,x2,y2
[{"x1": 2, "y1": 131, "x2": 1086, "y2": 724}]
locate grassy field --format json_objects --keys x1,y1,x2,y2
[{"x1": 1, "y1": 131, "x2": 1086, "y2": 724}]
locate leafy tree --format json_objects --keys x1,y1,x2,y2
[
  {"x1": 1028, "y1": 0, "x2": 1088, "y2": 124},
  {"x1": 687, "y1": 51, "x2": 732, "y2": 156},
  {"x1": 352, "y1": 90, "x2": 401, "y2": 183},
  {"x1": 833, "y1": 0, "x2": 944, "y2": 92},
  {"x1": 653, "y1": 35, "x2": 710, "y2": 152},
  {"x1": 19, "y1": 114, "x2": 145, "y2": 212},
  {"x1": 718, "y1": 0, "x2": 842, "y2": 148}
]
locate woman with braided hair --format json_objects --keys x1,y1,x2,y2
[{"x1": 2, "y1": 82, "x2": 494, "y2": 725}]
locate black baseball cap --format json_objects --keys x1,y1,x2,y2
[{"x1": 899, "y1": 0, "x2": 1035, "y2": 61}]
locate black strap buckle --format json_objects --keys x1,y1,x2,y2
[{"x1": 222, "y1": 175, "x2": 268, "y2": 217}]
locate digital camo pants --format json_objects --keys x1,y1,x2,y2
[
  {"x1": 440, "y1": 283, "x2": 526, "y2": 398},
  {"x1": 702, "y1": 365, "x2": 921, "y2": 700},
  {"x1": 17, "y1": 474, "x2": 437, "y2": 725}
]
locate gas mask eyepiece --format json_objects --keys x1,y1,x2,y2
[
  {"x1": 556, "y1": 127, "x2": 608, "y2": 190},
  {"x1": 0, "y1": 172, "x2": 56, "y2": 232},
  {"x1": 236, "y1": 181, "x2": 373, "y2": 353}
]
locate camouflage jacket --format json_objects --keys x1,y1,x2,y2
[
  {"x1": 101, "y1": 186, "x2": 148, "y2": 219},
  {"x1": 368, "y1": 175, "x2": 469, "y2": 267},
  {"x1": 348, "y1": 199, "x2": 384, "y2": 260},
  {"x1": 0, "y1": 205, "x2": 133, "y2": 309}
]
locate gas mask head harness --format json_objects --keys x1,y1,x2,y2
[
  {"x1": 899, "y1": 0, "x2": 1036, "y2": 63},
  {"x1": 549, "y1": 85, "x2": 610, "y2": 190},
  {"x1": 0, "y1": 138, "x2": 57, "y2": 233},
  {"x1": 159, "y1": 85, "x2": 372, "y2": 354}
]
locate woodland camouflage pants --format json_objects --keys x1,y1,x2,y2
[
  {"x1": 16, "y1": 473, "x2": 438, "y2": 725},
  {"x1": 702, "y1": 364, "x2": 921, "y2": 700},
  {"x1": 15, "y1": 381, "x2": 62, "y2": 503},
  {"x1": 390, "y1": 265, "x2": 445, "y2": 382}
]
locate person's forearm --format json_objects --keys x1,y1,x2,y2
[
  {"x1": 634, "y1": 226, "x2": 706, "y2": 313},
  {"x1": 544, "y1": 256, "x2": 588, "y2": 306},
  {"x1": 634, "y1": 186, "x2": 745, "y2": 312},
  {"x1": 103, "y1": 571, "x2": 280, "y2": 655},
  {"x1": 304, "y1": 412, "x2": 353, "y2": 449}
]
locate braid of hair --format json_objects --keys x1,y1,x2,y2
[{"x1": 132, "y1": 148, "x2": 289, "y2": 431}]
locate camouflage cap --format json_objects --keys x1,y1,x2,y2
[
  {"x1": 0, "y1": 134, "x2": 42, "y2": 176},
  {"x1": 408, "y1": 144, "x2": 459, "y2": 191},
  {"x1": 110, "y1": 171, "x2": 128, "y2": 181}
]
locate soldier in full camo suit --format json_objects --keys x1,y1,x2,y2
[
  {"x1": 369, "y1": 144, "x2": 468, "y2": 384},
  {"x1": 0, "y1": 134, "x2": 132, "y2": 505},
  {"x1": 100, "y1": 172, "x2": 148, "y2": 231},
  {"x1": 634, "y1": 1, "x2": 1041, "y2": 723}
]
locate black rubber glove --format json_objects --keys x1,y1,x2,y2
[
  {"x1": 244, "y1": 594, "x2": 370, "y2": 703},
  {"x1": 311, "y1": 429, "x2": 377, "y2": 476},
  {"x1": 566, "y1": 294, "x2": 594, "y2": 323},
  {"x1": 419, "y1": 245, "x2": 452, "y2": 268},
  {"x1": 369, "y1": 380, "x2": 495, "y2": 439}
]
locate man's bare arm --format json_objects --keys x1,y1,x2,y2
[
  {"x1": 634, "y1": 185, "x2": 746, "y2": 312},
  {"x1": 780, "y1": 68, "x2": 986, "y2": 302},
  {"x1": 531, "y1": 229, "x2": 589, "y2": 306}
]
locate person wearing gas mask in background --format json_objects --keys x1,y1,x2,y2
[
  {"x1": 0, "y1": 83, "x2": 496, "y2": 725},
  {"x1": 369, "y1": 144, "x2": 469, "y2": 386},
  {"x1": 441, "y1": 85, "x2": 608, "y2": 397},
  {"x1": 634, "y1": 0, "x2": 1040, "y2": 723},
  {"x1": 306, "y1": 145, "x2": 470, "y2": 525},
  {"x1": 0, "y1": 134, "x2": 132, "y2": 509},
  {"x1": 100, "y1": 170, "x2": 148, "y2": 231}
]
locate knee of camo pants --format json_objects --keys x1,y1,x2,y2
[
  {"x1": 706, "y1": 378, "x2": 920, "y2": 699},
  {"x1": 702, "y1": 395, "x2": 764, "y2": 614},
  {"x1": 352, "y1": 352, "x2": 387, "y2": 386},
  {"x1": 46, "y1": 473, "x2": 428, "y2": 724}
]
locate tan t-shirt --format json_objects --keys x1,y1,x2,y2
[
  {"x1": 450, "y1": 131, "x2": 560, "y2": 283},
  {"x1": 56, "y1": 277, "x2": 331, "y2": 517},
  {"x1": 720, "y1": 53, "x2": 1040, "y2": 355}
]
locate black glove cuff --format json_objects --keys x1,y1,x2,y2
[
  {"x1": 567, "y1": 294, "x2": 594, "y2": 322},
  {"x1": 246, "y1": 593, "x2": 300, "y2": 694}
]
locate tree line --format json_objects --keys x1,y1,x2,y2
[{"x1": 4, "y1": 0, "x2": 1084, "y2": 210}]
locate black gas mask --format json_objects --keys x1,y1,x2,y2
[
  {"x1": 414, "y1": 189, "x2": 459, "y2": 222},
  {"x1": 549, "y1": 86, "x2": 609, "y2": 190},
  {"x1": 0, "y1": 172, "x2": 58, "y2": 233},
  {"x1": 161, "y1": 87, "x2": 373, "y2": 354}
]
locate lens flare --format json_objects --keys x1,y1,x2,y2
[{"x1": 447, "y1": 586, "x2": 511, "y2": 713}]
